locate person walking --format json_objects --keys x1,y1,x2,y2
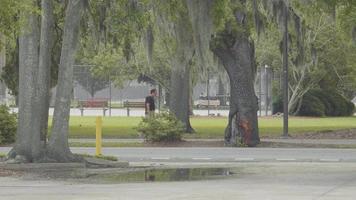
[{"x1": 145, "y1": 88, "x2": 157, "y2": 117}]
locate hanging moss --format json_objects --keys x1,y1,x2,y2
[{"x1": 186, "y1": 0, "x2": 214, "y2": 72}]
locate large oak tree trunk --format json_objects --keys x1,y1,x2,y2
[
  {"x1": 169, "y1": 62, "x2": 194, "y2": 133},
  {"x1": 47, "y1": 0, "x2": 83, "y2": 162},
  {"x1": 12, "y1": 8, "x2": 41, "y2": 161},
  {"x1": 37, "y1": 0, "x2": 54, "y2": 145},
  {"x1": 0, "y1": 34, "x2": 5, "y2": 100},
  {"x1": 168, "y1": 14, "x2": 195, "y2": 133},
  {"x1": 211, "y1": 4, "x2": 260, "y2": 147}
]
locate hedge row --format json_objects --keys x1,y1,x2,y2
[
  {"x1": 272, "y1": 89, "x2": 355, "y2": 117},
  {"x1": 0, "y1": 105, "x2": 16, "y2": 144}
]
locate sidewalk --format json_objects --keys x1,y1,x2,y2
[{"x1": 69, "y1": 138, "x2": 356, "y2": 145}]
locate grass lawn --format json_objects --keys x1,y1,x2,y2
[{"x1": 50, "y1": 116, "x2": 356, "y2": 139}]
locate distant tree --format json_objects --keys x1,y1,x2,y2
[{"x1": 74, "y1": 66, "x2": 109, "y2": 98}]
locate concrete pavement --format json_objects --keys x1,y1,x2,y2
[
  {"x1": 1, "y1": 162, "x2": 356, "y2": 200},
  {"x1": 68, "y1": 138, "x2": 356, "y2": 145}
]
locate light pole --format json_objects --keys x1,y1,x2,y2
[
  {"x1": 259, "y1": 67, "x2": 262, "y2": 117},
  {"x1": 265, "y1": 65, "x2": 269, "y2": 116}
]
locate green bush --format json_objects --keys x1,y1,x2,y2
[
  {"x1": 297, "y1": 89, "x2": 355, "y2": 117},
  {"x1": 136, "y1": 112, "x2": 184, "y2": 143},
  {"x1": 323, "y1": 90, "x2": 352, "y2": 116},
  {"x1": 311, "y1": 89, "x2": 334, "y2": 116},
  {"x1": 272, "y1": 95, "x2": 283, "y2": 114},
  {"x1": 346, "y1": 101, "x2": 355, "y2": 116},
  {"x1": 0, "y1": 105, "x2": 17, "y2": 144},
  {"x1": 298, "y1": 92, "x2": 326, "y2": 117}
]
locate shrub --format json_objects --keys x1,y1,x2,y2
[
  {"x1": 136, "y1": 112, "x2": 184, "y2": 143},
  {"x1": 346, "y1": 101, "x2": 355, "y2": 116},
  {"x1": 272, "y1": 95, "x2": 283, "y2": 114},
  {"x1": 311, "y1": 89, "x2": 334, "y2": 116},
  {"x1": 297, "y1": 89, "x2": 355, "y2": 117},
  {"x1": 0, "y1": 105, "x2": 17, "y2": 144},
  {"x1": 298, "y1": 92, "x2": 325, "y2": 117}
]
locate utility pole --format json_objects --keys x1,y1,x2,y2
[
  {"x1": 265, "y1": 65, "x2": 269, "y2": 116},
  {"x1": 0, "y1": 34, "x2": 6, "y2": 104},
  {"x1": 259, "y1": 68, "x2": 262, "y2": 117},
  {"x1": 282, "y1": 2, "x2": 289, "y2": 138}
]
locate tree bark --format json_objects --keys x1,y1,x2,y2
[
  {"x1": 47, "y1": 0, "x2": 83, "y2": 162},
  {"x1": 211, "y1": 5, "x2": 260, "y2": 147},
  {"x1": 169, "y1": 62, "x2": 194, "y2": 133},
  {"x1": 35, "y1": 0, "x2": 54, "y2": 149},
  {"x1": 168, "y1": 14, "x2": 195, "y2": 133},
  {"x1": 11, "y1": 8, "x2": 41, "y2": 161},
  {"x1": 0, "y1": 34, "x2": 6, "y2": 100}
]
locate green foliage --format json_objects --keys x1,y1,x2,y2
[
  {"x1": 272, "y1": 95, "x2": 283, "y2": 114},
  {"x1": 298, "y1": 92, "x2": 326, "y2": 117},
  {"x1": 1, "y1": 40, "x2": 19, "y2": 97},
  {"x1": 0, "y1": 105, "x2": 16, "y2": 144},
  {"x1": 136, "y1": 112, "x2": 184, "y2": 143},
  {"x1": 297, "y1": 89, "x2": 355, "y2": 117},
  {"x1": 325, "y1": 90, "x2": 352, "y2": 116},
  {"x1": 0, "y1": 0, "x2": 25, "y2": 36},
  {"x1": 78, "y1": 0, "x2": 153, "y2": 88},
  {"x1": 88, "y1": 45, "x2": 141, "y2": 87},
  {"x1": 311, "y1": 89, "x2": 334, "y2": 116},
  {"x1": 76, "y1": 153, "x2": 118, "y2": 161}
]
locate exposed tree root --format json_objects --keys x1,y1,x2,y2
[{"x1": 5, "y1": 147, "x2": 84, "y2": 164}]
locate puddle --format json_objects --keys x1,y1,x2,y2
[{"x1": 87, "y1": 167, "x2": 235, "y2": 183}]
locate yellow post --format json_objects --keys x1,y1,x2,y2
[{"x1": 96, "y1": 116, "x2": 102, "y2": 156}]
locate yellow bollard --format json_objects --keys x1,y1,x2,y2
[{"x1": 96, "y1": 116, "x2": 102, "y2": 156}]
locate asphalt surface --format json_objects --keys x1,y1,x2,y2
[
  {"x1": 1, "y1": 162, "x2": 356, "y2": 200},
  {"x1": 68, "y1": 138, "x2": 356, "y2": 145},
  {"x1": 2, "y1": 147, "x2": 356, "y2": 163}
]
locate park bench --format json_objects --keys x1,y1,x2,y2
[
  {"x1": 78, "y1": 98, "x2": 108, "y2": 116},
  {"x1": 194, "y1": 99, "x2": 220, "y2": 109},
  {"x1": 123, "y1": 101, "x2": 146, "y2": 116}
]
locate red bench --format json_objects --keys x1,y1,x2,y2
[{"x1": 78, "y1": 98, "x2": 108, "y2": 116}]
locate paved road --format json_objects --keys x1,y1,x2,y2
[
  {"x1": 68, "y1": 138, "x2": 356, "y2": 145},
  {"x1": 1, "y1": 162, "x2": 356, "y2": 200},
  {"x1": 2, "y1": 147, "x2": 356, "y2": 163}
]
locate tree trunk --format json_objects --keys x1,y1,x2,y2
[
  {"x1": 211, "y1": 5, "x2": 260, "y2": 147},
  {"x1": 47, "y1": 0, "x2": 83, "y2": 162},
  {"x1": 168, "y1": 13, "x2": 195, "y2": 133},
  {"x1": 169, "y1": 62, "x2": 194, "y2": 133},
  {"x1": 11, "y1": 8, "x2": 41, "y2": 161},
  {"x1": 189, "y1": 80, "x2": 194, "y2": 116},
  {"x1": 0, "y1": 34, "x2": 6, "y2": 101},
  {"x1": 36, "y1": 0, "x2": 54, "y2": 148}
]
